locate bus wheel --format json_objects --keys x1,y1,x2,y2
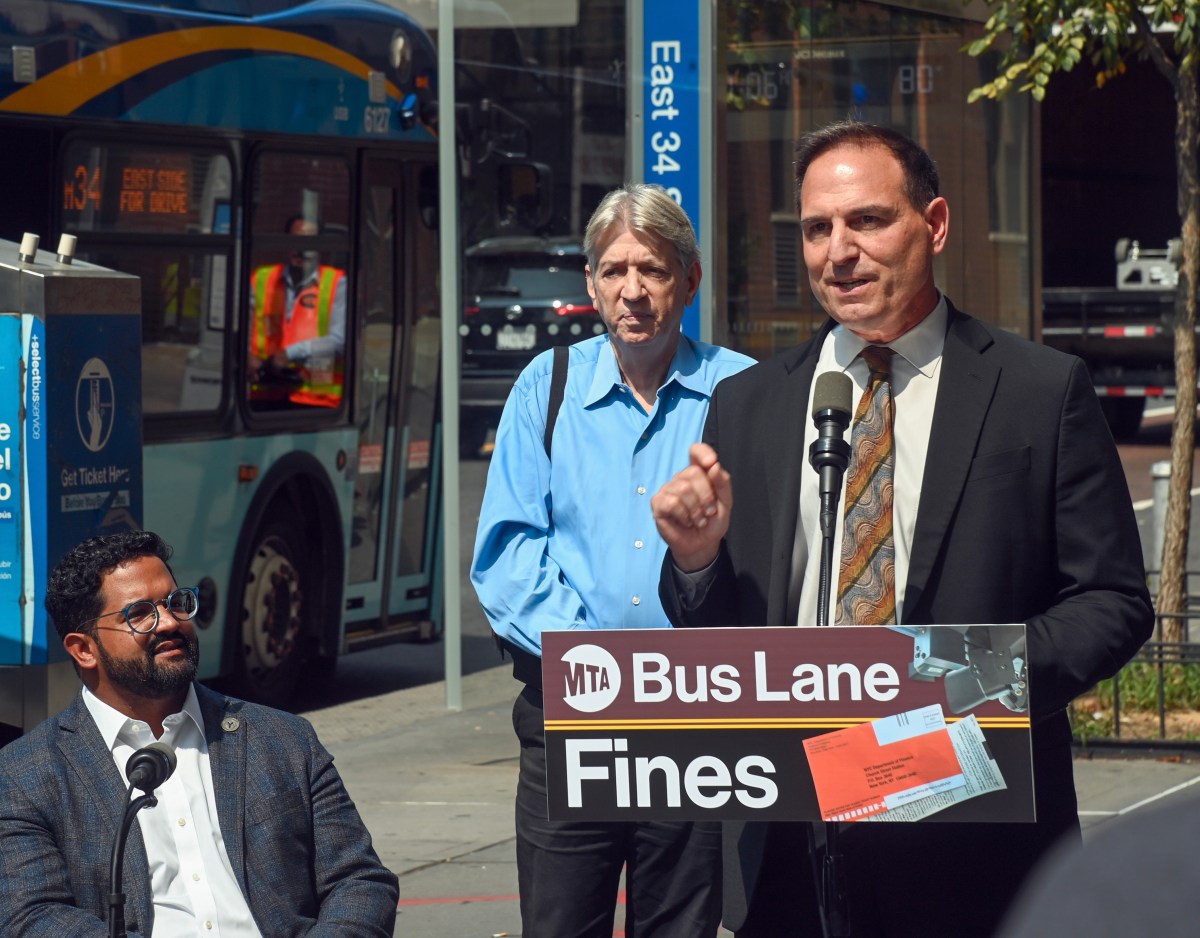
[{"x1": 236, "y1": 523, "x2": 307, "y2": 706}]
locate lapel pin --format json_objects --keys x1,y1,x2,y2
[{"x1": 221, "y1": 717, "x2": 240, "y2": 732}]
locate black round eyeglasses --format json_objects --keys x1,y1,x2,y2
[{"x1": 77, "y1": 587, "x2": 199, "y2": 635}]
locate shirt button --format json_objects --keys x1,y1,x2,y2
[
  {"x1": 205, "y1": 922, "x2": 213, "y2": 930},
  {"x1": 634, "y1": 539, "x2": 644, "y2": 549},
  {"x1": 636, "y1": 485, "x2": 646, "y2": 495},
  {"x1": 177, "y1": 818, "x2": 187, "y2": 827},
  {"x1": 192, "y1": 872, "x2": 201, "y2": 882},
  {"x1": 632, "y1": 595, "x2": 641, "y2": 606}
]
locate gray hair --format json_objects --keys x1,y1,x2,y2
[{"x1": 583, "y1": 183, "x2": 699, "y2": 273}]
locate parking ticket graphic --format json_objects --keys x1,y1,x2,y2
[{"x1": 542, "y1": 626, "x2": 1033, "y2": 823}]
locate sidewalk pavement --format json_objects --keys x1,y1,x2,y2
[
  {"x1": 301, "y1": 662, "x2": 1200, "y2": 938},
  {"x1": 303, "y1": 665, "x2": 522, "y2": 938}
]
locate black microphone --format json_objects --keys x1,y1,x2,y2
[
  {"x1": 110, "y1": 742, "x2": 177, "y2": 938},
  {"x1": 125, "y1": 742, "x2": 177, "y2": 794},
  {"x1": 808, "y1": 371, "x2": 852, "y2": 539},
  {"x1": 807, "y1": 371, "x2": 855, "y2": 937}
]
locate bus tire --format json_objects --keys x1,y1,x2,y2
[{"x1": 232, "y1": 518, "x2": 310, "y2": 706}]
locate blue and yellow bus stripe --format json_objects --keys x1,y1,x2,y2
[{"x1": 1, "y1": 26, "x2": 403, "y2": 116}]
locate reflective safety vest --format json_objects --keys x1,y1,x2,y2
[{"x1": 251, "y1": 264, "x2": 344, "y2": 408}]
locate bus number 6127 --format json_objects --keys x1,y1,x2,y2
[{"x1": 364, "y1": 105, "x2": 391, "y2": 133}]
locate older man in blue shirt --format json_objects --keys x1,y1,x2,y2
[{"x1": 472, "y1": 183, "x2": 753, "y2": 938}]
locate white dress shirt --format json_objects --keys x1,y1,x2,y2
[
  {"x1": 83, "y1": 686, "x2": 263, "y2": 937},
  {"x1": 790, "y1": 295, "x2": 948, "y2": 626}
]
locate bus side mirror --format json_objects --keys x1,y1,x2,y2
[{"x1": 499, "y1": 162, "x2": 552, "y2": 231}]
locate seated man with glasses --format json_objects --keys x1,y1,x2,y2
[{"x1": 0, "y1": 530, "x2": 398, "y2": 937}]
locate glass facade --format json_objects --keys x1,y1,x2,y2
[
  {"x1": 716, "y1": 1, "x2": 1032, "y2": 358},
  {"x1": 447, "y1": 0, "x2": 627, "y2": 244},
  {"x1": 440, "y1": 0, "x2": 1033, "y2": 447},
  {"x1": 438, "y1": 1, "x2": 627, "y2": 451}
]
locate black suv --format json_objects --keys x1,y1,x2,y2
[{"x1": 460, "y1": 236, "x2": 605, "y2": 454}]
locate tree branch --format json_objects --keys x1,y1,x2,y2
[{"x1": 1130, "y1": 3, "x2": 1179, "y2": 85}]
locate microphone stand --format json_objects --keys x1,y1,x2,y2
[
  {"x1": 109, "y1": 789, "x2": 158, "y2": 938},
  {"x1": 809, "y1": 396, "x2": 851, "y2": 938}
]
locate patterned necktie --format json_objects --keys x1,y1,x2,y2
[{"x1": 836, "y1": 346, "x2": 896, "y2": 625}]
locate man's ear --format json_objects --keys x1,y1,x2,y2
[
  {"x1": 925, "y1": 196, "x2": 950, "y2": 254},
  {"x1": 684, "y1": 259, "x2": 702, "y2": 306},
  {"x1": 63, "y1": 632, "x2": 100, "y2": 673}
]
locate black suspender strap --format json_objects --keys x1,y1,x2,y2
[
  {"x1": 544, "y1": 344, "x2": 569, "y2": 459},
  {"x1": 492, "y1": 345, "x2": 569, "y2": 680}
]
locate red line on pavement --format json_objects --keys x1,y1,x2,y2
[
  {"x1": 399, "y1": 890, "x2": 628, "y2": 909},
  {"x1": 399, "y1": 894, "x2": 521, "y2": 906},
  {"x1": 399, "y1": 888, "x2": 633, "y2": 936}
]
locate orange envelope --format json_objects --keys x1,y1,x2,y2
[{"x1": 803, "y1": 704, "x2": 965, "y2": 821}]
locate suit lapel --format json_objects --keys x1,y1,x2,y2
[
  {"x1": 56, "y1": 694, "x2": 127, "y2": 825},
  {"x1": 58, "y1": 693, "x2": 155, "y2": 931},
  {"x1": 199, "y1": 685, "x2": 249, "y2": 896},
  {"x1": 771, "y1": 322, "x2": 830, "y2": 627},
  {"x1": 904, "y1": 305, "x2": 998, "y2": 617}
]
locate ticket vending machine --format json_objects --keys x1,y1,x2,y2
[{"x1": 0, "y1": 234, "x2": 142, "y2": 734}]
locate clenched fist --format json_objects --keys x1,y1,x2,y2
[{"x1": 651, "y1": 443, "x2": 733, "y2": 573}]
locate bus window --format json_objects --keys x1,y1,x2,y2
[
  {"x1": 60, "y1": 140, "x2": 233, "y2": 415},
  {"x1": 395, "y1": 164, "x2": 441, "y2": 578},
  {"x1": 247, "y1": 153, "x2": 351, "y2": 412},
  {"x1": 349, "y1": 177, "x2": 398, "y2": 583}
]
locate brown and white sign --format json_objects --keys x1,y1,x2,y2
[{"x1": 541, "y1": 625, "x2": 1034, "y2": 823}]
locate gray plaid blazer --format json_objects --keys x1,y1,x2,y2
[{"x1": 0, "y1": 683, "x2": 398, "y2": 936}]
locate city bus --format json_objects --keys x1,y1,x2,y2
[{"x1": 0, "y1": 0, "x2": 513, "y2": 720}]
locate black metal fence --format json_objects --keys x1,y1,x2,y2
[{"x1": 1070, "y1": 611, "x2": 1200, "y2": 754}]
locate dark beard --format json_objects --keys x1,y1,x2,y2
[{"x1": 96, "y1": 630, "x2": 200, "y2": 698}]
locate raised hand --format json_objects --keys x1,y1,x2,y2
[{"x1": 651, "y1": 443, "x2": 733, "y2": 573}]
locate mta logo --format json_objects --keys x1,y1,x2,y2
[{"x1": 560, "y1": 644, "x2": 621, "y2": 713}]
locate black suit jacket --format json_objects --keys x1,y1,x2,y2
[{"x1": 661, "y1": 304, "x2": 1153, "y2": 935}]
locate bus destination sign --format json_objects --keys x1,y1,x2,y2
[{"x1": 61, "y1": 145, "x2": 193, "y2": 232}]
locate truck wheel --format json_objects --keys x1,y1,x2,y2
[
  {"x1": 232, "y1": 520, "x2": 309, "y2": 706},
  {"x1": 1099, "y1": 397, "x2": 1144, "y2": 441},
  {"x1": 1114, "y1": 238, "x2": 1132, "y2": 263}
]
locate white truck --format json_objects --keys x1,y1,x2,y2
[{"x1": 1041, "y1": 239, "x2": 1183, "y2": 439}]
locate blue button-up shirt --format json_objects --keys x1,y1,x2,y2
[{"x1": 472, "y1": 333, "x2": 754, "y2": 656}]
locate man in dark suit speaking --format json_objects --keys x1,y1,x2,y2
[
  {"x1": 0, "y1": 531, "x2": 398, "y2": 937},
  {"x1": 651, "y1": 121, "x2": 1153, "y2": 937}
]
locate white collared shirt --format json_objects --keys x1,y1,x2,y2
[
  {"x1": 789, "y1": 296, "x2": 948, "y2": 627},
  {"x1": 83, "y1": 685, "x2": 263, "y2": 937}
]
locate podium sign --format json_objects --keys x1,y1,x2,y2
[{"x1": 542, "y1": 625, "x2": 1034, "y2": 823}]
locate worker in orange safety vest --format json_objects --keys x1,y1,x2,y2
[{"x1": 249, "y1": 216, "x2": 346, "y2": 407}]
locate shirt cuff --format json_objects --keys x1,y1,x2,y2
[{"x1": 673, "y1": 556, "x2": 719, "y2": 610}]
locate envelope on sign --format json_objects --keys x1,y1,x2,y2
[{"x1": 803, "y1": 704, "x2": 966, "y2": 822}]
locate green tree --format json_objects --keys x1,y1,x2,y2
[{"x1": 968, "y1": 1, "x2": 1199, "y2": 643}]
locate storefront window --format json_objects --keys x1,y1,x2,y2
[
  {"x1": 448, "y1": 0, "x2": 627, "y2": 454},
  {"x1": 718, "y1": 1, "x2": 1032, "y2": 358}
]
